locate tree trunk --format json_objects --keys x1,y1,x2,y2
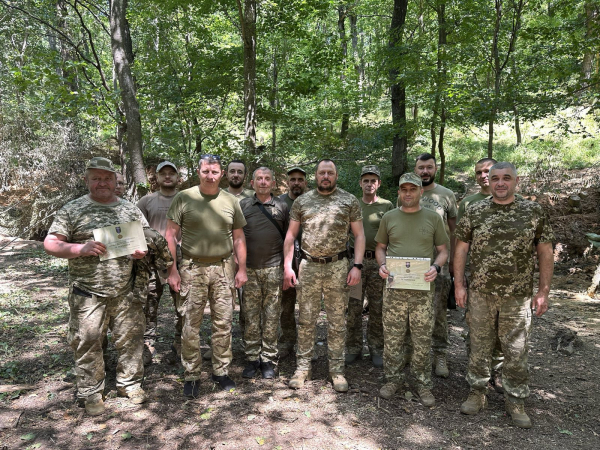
[
  {"x1": 338, "y1": 6, "x2": 350, "y2": 139},
  {"x1": 390, "y1": 0, "x2": 409, "y2": 186},
  {"x1": 237, "y1": 0, "x2": 257, "y2": 157},
  {"x1": 513, "y1": 105, "x2": 522, "y2": 145},
  {"x1": 110, "y1": 0, "x2": 146, "y2": 186},
  {"x1": 270, "y1": 48, "x2": 278, "y2": 153},
  {"x1": 582, "y1": 2, "x2": 595, "y2": 83},
  {"x1": 438, "y1": 106, "x2": 446, "y2": 185}
]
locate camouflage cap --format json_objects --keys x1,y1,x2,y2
[
  {"x1": 85, "y1": 157, "x2": 117, "y2": 173},
  {"x1": 157, "y1": 161, "x2": 178, "y2": 173},
  {"x1": 361, "y1": 165, "x2": 381, "y2": 177},
  {"x1": 398, "y1": 172, "x2": 422, "y2": 187},
  {"x1": 287, "y1": 166, "x2": 306, "y2": 175}
]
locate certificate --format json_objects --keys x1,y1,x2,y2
[
  {"x1": 386, "y1": 256, "x2": 430, "y2": 291},
  {"x1": 93, "y1": 220, "x2": 148, "y2": 261}
]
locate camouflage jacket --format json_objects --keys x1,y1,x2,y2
[
  {"x1": 48, "y1": 195, "x2": 149, "y2": 297},
  {"x1": 290, "y1": 187, "x2": 362, "y2": 258},
  {"x1": 133, "y1": 227, "x2": 173, "y2": 297},
  {"x1": 455, "y1": 197, "x2": 554, "y2": 297}
]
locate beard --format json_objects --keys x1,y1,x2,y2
[
  {"x1": 420, "y1": 177, "x2": 434, "y2": 187},
  {"x1": 291, "y1": 186, "x2": 304, "y2": 196},
  {"x1": 228, "y1": 179, "x2": 244, "y2": 189},
  {"x1": 317, "y1": 181, "x2": 336, "y2": 193}
]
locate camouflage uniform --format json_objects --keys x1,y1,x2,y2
[
  {"x1": 346, "y1": 257, "x2": 385, "y2": 356},
  {"x1": 420, "y1": 185, "x2": 458, "y2": 359},
  {"x1": 455, "y1": 197, "x2": 554, "y2": 400},
  {"x1": 48, "y1": 195, "x2": 149, "y2": 400},
  {"x1": 178, "y1": 257, "x2": 236, "y2": 379},
  {"x1": 243, "y1": 266, "x2": 283, "y2": 363},
  {"x1": 383, "y1": 289, "x2": 434, "y2": 389},
  {"x1": 291, "y1": 188, "x2": 362, "y2": 373},
  {"x1": 278, "y1": 193, "x2": 300, "y2": 352}
]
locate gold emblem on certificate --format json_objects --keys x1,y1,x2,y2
[
  {"x1": 386, "y1": 256, "x2": 430, "y2": 291},
  {"x1": 93, "y1": 220, "x2": 148, "y2": 261}
]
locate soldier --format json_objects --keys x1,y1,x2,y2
[
  {"x1": 346, "y1": 165, "x2": 393, "y2": 368},
  {"x1": 454, "y1": 162, "x2": 554, "y2": 428},
  {"x1": 283, "y1": 159, "x2": 365, "y2": 392},
  {"x1": 278, "y1": 167, "x2": 307, "y2": 358},
  {"x1": 165, "y1": 154, "x2": 248, "y2": 397},
  {"x1": 115, "y1": 173, "x2": 126, "y2": 197},
  {"x1": 375, "y1": 173, "x2": 449, "y2": 407},
  {"x1": 414, "y1": 152, "x2": 458, "y2": 378},
  {"x1": 240, "y1": 167, "x2": 289, "y2": 378},
  {"x1": 225, "y1": 159, "x2": 254, "y2": 199},
  {"x1": 43, "y1": 157, "x2": 150, "y2": 416},
  {"x1": 136, "y1": 161, "x2": 182, "y2": 364},
  {"x1": 457, "y1": 157, "x2": 505, "y2": 391}
]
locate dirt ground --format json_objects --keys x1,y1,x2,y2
[{"x1": 1, "y1": 169, "x2": 600, "y2": 450}]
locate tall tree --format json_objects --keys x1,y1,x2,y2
[
  {"x1": 110, "y1": 0, "x2": 146, "y2": 185},
  {"x1": 237, "y1": 0, "x2": 257, "y2": 158},
  {"x1": 389, "y1": 0, "x2": 409, "y2": 185}
]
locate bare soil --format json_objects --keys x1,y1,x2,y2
[{"x1": 1, "y1": 168, "x2": 600, "y2": 449}]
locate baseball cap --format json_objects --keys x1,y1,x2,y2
[
  {"x1": 85, "y1": 157, "x2": 117, "y2": 173},
  {"x1": 287, "y1": 166, "x2": 306, "y2": 175},
  {"x1": 398, "y1": 172, "x2": 422, "y2": 187},
  {"x1": 157, "y1": 161, "x2": 178, "y2": 173},
  {"x1": 361, "y1": 165, "x2": 381, "y2": 177}
]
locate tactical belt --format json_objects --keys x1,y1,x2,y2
[
  {"x1": 301, "y1": 250, "x2": 347, "y2": 264},
  {"x1": 182, "y1": 253, "x2": 231, "y2": 266},
  {"x1": 349, "y1": 247, "x2": 376, "y2": 259}
]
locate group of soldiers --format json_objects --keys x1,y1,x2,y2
[{"x1": 44, "y1": 152, "x2": 553, "y2": 429}]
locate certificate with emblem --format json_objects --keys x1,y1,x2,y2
[
  {"x1": 386, "y1": 257, "x2": 430, "y2": 290},
  {"x1": 93, "y1": 220, "x2": 148, "y2": 261}
]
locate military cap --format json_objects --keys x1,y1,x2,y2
[
  {"x1": 361, "y1": 165, "x2": 381, "y2": 177},
  {"x1": 157, "y1": 161, "x2": 178, "y2": 173},
  {"x1": 398, "y1": 172, "x2": 422, "y2": 187},
  {"x1": 287, "y1": 166, "x2": 306, "y2": 175},
  {"x1": 86, "y1": 157, "x2": 118, "y2": 173}
]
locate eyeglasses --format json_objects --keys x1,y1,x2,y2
[{"x1": 200, "y1": 154, "x2": 221, "y2": 160}]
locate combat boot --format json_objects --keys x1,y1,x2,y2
[
  {"x1": 84, "y1": 393, "x2": 105, "y2": 416},
  {"x1": 242, "y1": 360, "x2": 260, "y2": 378},
  {"x1": 289, "y1": 369, "x2": 312, "y2": 389},
  {"x1": 379, "y1": 382, "x2": 399, "y2": 399},
  {"x1": 329, "y1": 373, "x2": 349, "y2": 392},
  {"x1": 344, "y1": 353, "x2": 361, "y2": 364},
  {"x1": 434, "y1": 355, "x2": 449, "y2": 378},
  {"x1": 117, "y1": 388, "x2": 147, "y2": 404},
  {"x1": 505, "y1": 398, "x2": 532, "y2": 428},
  {"x1": 460, "y1": 389, "x2": 488, "y2": 415},
  {"x1": 418, "y1": 389, "x2": 436, "y2": 407}
]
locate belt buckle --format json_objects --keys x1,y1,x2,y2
[{"x1": 317, "y1": 257, "x2": 327, "y2": 264}]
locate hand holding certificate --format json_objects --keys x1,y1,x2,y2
[
  {"x1": 92, "y1": 220, "x2": 148, "y2": 261},
  {"x1": 386, "y1": 257, "x2": 431, "y2": 291}
]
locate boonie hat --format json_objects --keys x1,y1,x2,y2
[
  {"x1": 398, "y1": 172, "x2": 422, "y2": 187},
  {"x1": 157, "y1": 161, "x2": 178, "y2": 173},
  {"x1": 287, "y1": 166, "x2": 306, "y2": 175},
  {"x1": 361, "y1": 165, "x2": 381, "y2": 177},
  {"x1": 86, "y1": 157, "x2": 117, "y2": 173}
]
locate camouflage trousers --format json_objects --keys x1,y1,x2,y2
[
  {"x1": 177, "y1": 257, "x2": 235, "y2": 380},
  {"x1": 243, "y1": 266, "x2": 283, "y2": 363},
  {"x1": 346, "y1": 257, "x2": 384, "y2": 356},
  {"x1": 279, "y1": 285, "x2": 297, "y2": 351},
  {"x1": 143, "y1": 269, "x2": 182, "y2": 348},
  {"x1": 432, "y1": 264, "x2": 452, "y2": 357},
  {"x1": 383, "y1": 288, "x2": 434, "y2": 390},
  {"x1": 465, "y1": 305, "x2": 504, "y2": 373},
  {"x1": 67, "y1": 286, "x2": 144, "y2": 400},
  {"x1": 466, "y1": 291, "x2": 532, "y2": 400},
  {"x1": 296, "y1": 258, "x2": 350, "y2": 373}
]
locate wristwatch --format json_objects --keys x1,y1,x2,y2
[
  {"x1": 353, "y1": 263, "x2": 363, "y2": 270},
  {"x1": 432, "y1": 263, "x2": 441, "y2": 273}
]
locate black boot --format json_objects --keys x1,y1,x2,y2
[
  {"x1": 212, "y1": 374, "x2": 236, "y2": 391},
  {"x1": 260, "y1": 360, "x2": 276, "y2": 379},
  {"x1": 242, "y1": 360, "x2": 260, "y2": 378}
]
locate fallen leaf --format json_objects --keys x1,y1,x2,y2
[
  {"x1": 121, "y1": 431, "x2": 132, "y2": 440},
  {"x1": 279, "y1": 428, "x2": 290, "y2": 435},
  {"x1": 20, "y1": 433, "x2": 36, "y2": 441},
  {"x1": 304, "y1": 410, "x2": 311, "y2": 417},
  {"x1": 247, "y1": 414, "x2": 256, "y2": 421},
  {"x1": 255, "y1": 436, "x2": 266, "y2": 445},
  {"x1": 86, "y1": 432, "x2": 93, "y2": 441},
  {"x1": 404, "y1": 392, "x2": 413, "y2": 401}
]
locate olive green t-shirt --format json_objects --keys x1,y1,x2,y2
[
  {"x1": 375, "y1": 208, "x2": 449, "y2": 261},
  {"x1": 167, "y1": 187, "x2": 247, "y2": 262},
  {"x1": 349, "y1": 197, "x2": 394, "y2": 250},
  {"x1": 457, "y1": 192, "x2": 488, "y2": 223},
  {"x1": 225, "y1": 187, "x2": 255, "y2": 199}
]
